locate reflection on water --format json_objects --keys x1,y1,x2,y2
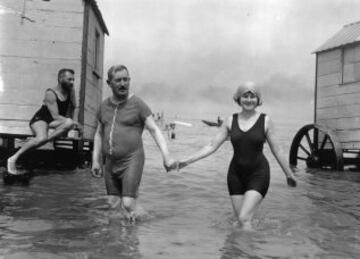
[{"x1": 0, "y1": 119, "x2": 360, "y2": 258}]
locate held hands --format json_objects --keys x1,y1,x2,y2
[
  {"x1": 177, "y1": 160, "x2": 188, "y2": 170},
  {"x1": 163, "y1": 157, "x2": 178, "y2": 172},
  {"x1": 163, "y1": 157, "x2": 175, "y2": 172},
  {"x1": 163, "y1": 158, "x2": 189, "y2": 172}
]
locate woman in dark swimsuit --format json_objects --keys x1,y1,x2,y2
[
  {"x1": 7, "y1": 69, "x2": 79, "y2": 175},
  {"x1": 176, "y1": 81, "x2": 297, "y2": 230}
]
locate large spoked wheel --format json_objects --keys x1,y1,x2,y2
[{"x1": 289, "y1": 124, "x2": 344, "y2": 170}]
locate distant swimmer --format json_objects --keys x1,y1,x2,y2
[
  {"x1": 169, "y1": 122, "x2": 176, "y2": 139},
  {"x1": 217, "y1": 116, "x2": 223, "y2": 126},
  {"x1": 169, "y1": 81, "x2": 297, "y2": 231},
  {"x1": 91, "y1": 65, "x2": 175, "y2": 223},
  {"x1": 7, "y1": 68, "x2": 82, "y2": 175}
]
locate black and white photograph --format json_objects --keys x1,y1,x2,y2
[{"x1": 0, "y1": 0, "x2": 360, "y2": 258}]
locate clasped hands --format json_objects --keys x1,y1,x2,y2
[{"x1": 163, "y1": 158, "x2": 187, "y2": 172}]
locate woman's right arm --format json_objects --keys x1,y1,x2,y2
[{"x1": 179, "y1": 116, "x2": 231, "y2": 168}]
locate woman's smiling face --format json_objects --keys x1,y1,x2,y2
[{"x1": 239, "y1": 91, "x2": 259, "y2": 111}]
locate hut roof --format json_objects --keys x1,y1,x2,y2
[
  {"x1": 87, "y1": 0, "x2": 109, "y2": 35},
  {"x1": 314, "y1": 21, "x2": 360, "y2": 53}
]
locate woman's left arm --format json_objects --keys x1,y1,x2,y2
[{"x1": 265, "y1": 115, "x2": 297, "y2": 187}]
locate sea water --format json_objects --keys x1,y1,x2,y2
[{"x1": 0, "y1": 119, "x2": 359, "y2": 258}]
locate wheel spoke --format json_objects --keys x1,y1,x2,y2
[
  {"x1": 313, "y1": 128, "x2": 319, "y2": 151},
  {"x1": 305, "y1": 132, "x2": 313, "y2": 151},
  {"x1": 299, "y1": 143, "x2": 311, "y2": 156},
  {"x1": 290, "y1": 125, "x2": 343, "y2": 170},
  {"x1": 319, "y1": 134, "x2": 329, "y2": 151}
]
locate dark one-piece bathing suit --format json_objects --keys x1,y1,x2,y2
[
  {"x1": 227, "y1": 113, "x2": 270, "y2": 197},
  {"x1": 29, "y1": 88, "x2": 70, "y2": 126}
]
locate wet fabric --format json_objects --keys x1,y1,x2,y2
[
  {"x1": 227, "y1": 113, "x2": 270, "y2": 197},
  {"x1": 29, "y1": 88, "x2": 70, "y2": 125},
  {"x1": 104, "y1": 148, "x2": 145, "y2": 198},
  {"x1": 97, "y1": 95, "x2": 152, "y2": 158},
  {"x1": 97, "y1": 95, "x2": 152, "y2": 197}
]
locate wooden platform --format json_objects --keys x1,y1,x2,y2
[{"x1": 0, "y1": 133, "x2": 92, "y2": 170}]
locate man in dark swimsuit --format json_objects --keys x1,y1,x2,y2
[
  {"x1": 91, "y1": 65, "x2": 175, "y2": 222},
  {"x1": 7, "y1": 68, "x2": 80, "y2": 175}
]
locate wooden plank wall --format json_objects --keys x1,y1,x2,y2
[
  {"x1": 82, "y1": 6, "x2": 105, "y2": 139},
  {"x1": 0, "y1": 0, "x2": 83, "y2": 135},
  {"x1": 316, "y1": 48, "x2": 360, "y2": 149}
]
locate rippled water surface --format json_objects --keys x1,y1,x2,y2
[{"x1": 1, "y1": 119, "x2": 360, "y2": 258}]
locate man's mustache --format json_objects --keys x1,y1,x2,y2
[{"x1": 116, "y1": 86, "x2": 128, "y2": 90}]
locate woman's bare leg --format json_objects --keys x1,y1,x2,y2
[
  {"x1": 237, "y1": 190, "x2": 263, "y2": 231},
  {"x1": 230, "y1": 195, "x2": 244, "y2": 222}
]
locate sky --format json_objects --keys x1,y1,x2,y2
[{"x1": 96, "y1": 0, "x2": 360, "y2": 122}]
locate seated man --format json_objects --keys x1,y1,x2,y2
[{"x1": 7, "y1": 68, "x2": 81, "y2": 175}]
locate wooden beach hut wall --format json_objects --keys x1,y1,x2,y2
[
  {"x1": 314, "y1": 21, "x2": 360, "y2": 150},
  {"x1": 0, "y1": 0, "x2": 109, "y2": 141}
]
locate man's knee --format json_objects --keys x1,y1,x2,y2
[
  {"x1": 33, "y1": 136, "x2": 48, "y2": 146},
  {"x1": 122, "y1": 197, "x2": 135, "y2": 212},
  {"x1": 63, "y1": 118, "x2": 75, "y2": 130}
]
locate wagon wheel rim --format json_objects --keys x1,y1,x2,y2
[{"x1": 289, "y1": 124, "x2": 343, "y2": 170}]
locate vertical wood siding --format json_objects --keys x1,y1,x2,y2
[
  {"x1": 0, "y1": 0, "x2": 84, "y2": 134},
  {"x1": 316, "y1": 47, "x2": 360, "y2": 149},
  {"x1": 0, "y1": 0, "x2": 106, "y2": 138},
  {"x1": 81, "y1": 6, "x2": 105, "y2": 139}
]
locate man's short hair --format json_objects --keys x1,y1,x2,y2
[
  {"x1": 107, "y1": 65, "x2": 129, "y2": 81},
  {"x1": 58, "y1": 68, "x2": 75, "y2": 81}
]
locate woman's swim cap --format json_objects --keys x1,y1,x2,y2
[{"x1": 233, "y1": 81, "x2": 262, "y2": 105}]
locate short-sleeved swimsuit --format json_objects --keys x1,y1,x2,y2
[
  {"x1": 227, "y1": 113, "x2": 270, "y2": 197},
  {"x1": 29, "y1": 88, "x2": 70, "y2": 126},
  {"x1": 97, "y1": 95, "x2": 152, "y2": 198}
]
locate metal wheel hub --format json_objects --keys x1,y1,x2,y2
[{"x1": 306, "y1": 152, "x2": 321, "y2": 168}]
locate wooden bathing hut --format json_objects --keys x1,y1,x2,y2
[
  {"x1": 0, "y1": 0, "x2": 109, "y2": 169},
  {"x1": 289, "y1": 21, "x2": 360, "y2": 170}
]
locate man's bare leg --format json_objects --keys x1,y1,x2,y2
[
  {"x1": 7, "y1": 118, "x2": 74, "y2": 174},
  {"x1": 7, "y1": 121, "x2": 48, "y2": 174},
  {"x1": 122, "y1": 196, "x2": 137, "y2": 223},
  {"x1": 47, "y1": 118, "x2": 74, "y2": 141}
]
